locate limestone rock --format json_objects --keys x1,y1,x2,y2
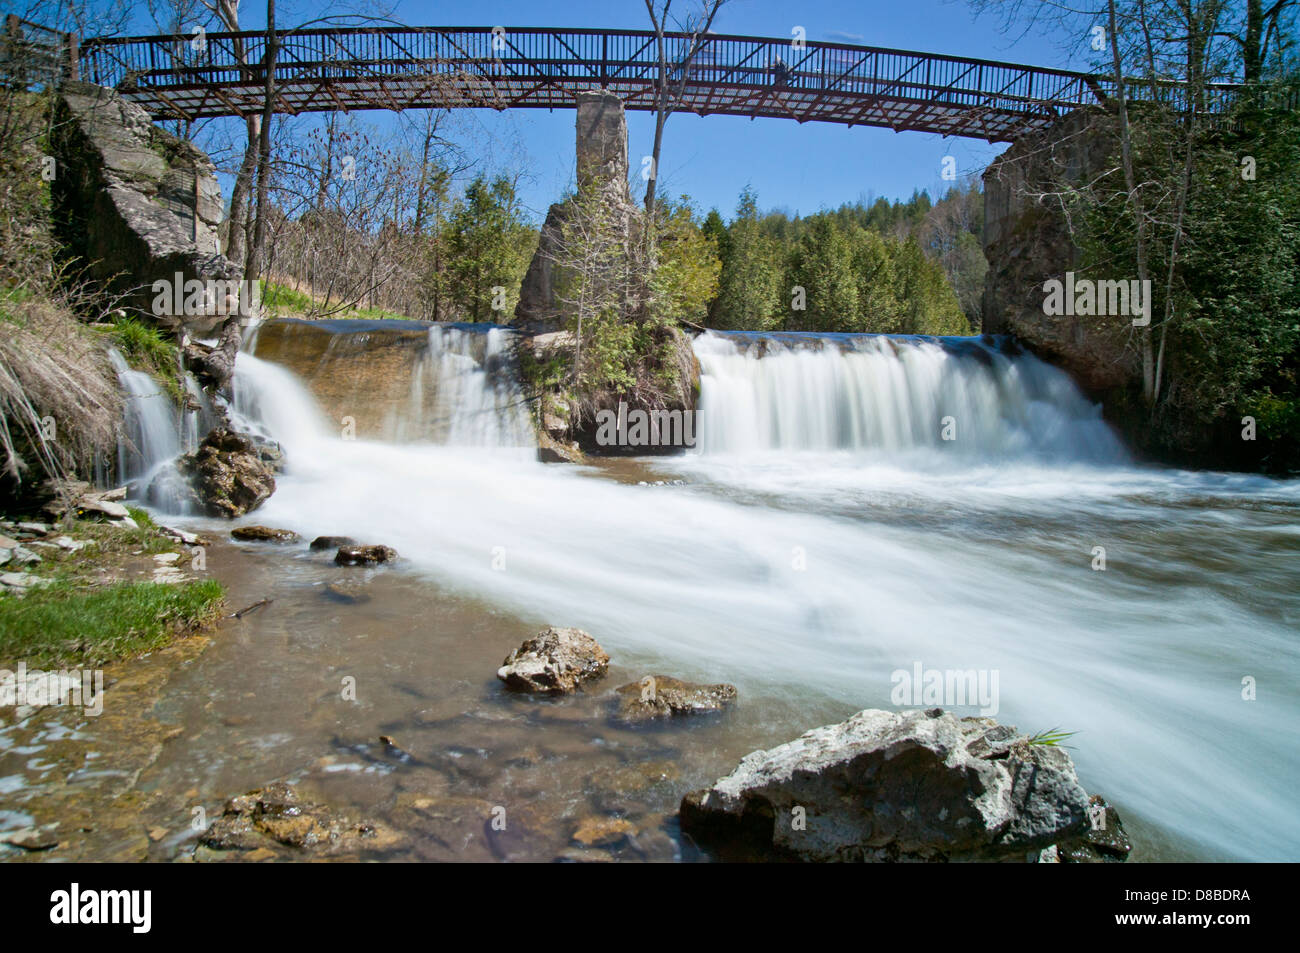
[
  {"x1": 497, "y1": 626, "x2": 610, "y2": 695},
  {"x1": 613, "y1": 675, "x2": 737, "y2": 724},
  {"x1": 334, "y1": 544, "x2": 397, "y2": 566},
  {"x1": 680, "y1": 707, "x2": 1090, "y2": 862},
  {"x1": 52, "y1": 81, "x2": 244, "y2": 337},
  {"x1": 177, "y1": 428, "x2": 276, "y2": 518}
]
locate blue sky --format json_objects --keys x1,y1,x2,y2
[{"x1": 152, "y1": 0, "x2": 1107, "y2": 223}]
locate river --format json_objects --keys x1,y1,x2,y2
[{"x1": 113, "y1": 321, "x2": 1300, "y2": 861}]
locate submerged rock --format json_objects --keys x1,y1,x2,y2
[
  {"x1": 613, "y1": 675, "x2": 737, "y2": 724},
  {"x1": 197, "y1": 782, "x2": 403, "y2": 859},
  {"x1": 334, "y1": 544, "x2": 398, "y2": 566},
  {"x1": 231, "y1": 525, "x2": 300, "y2": 543},
  {"x1": 497, "y1": 626, "x2": 610, "y2": 695},
  {"x1": 311, "y1": 535, "x2": 358, "y2": 551},
  {"x1": 178, "y1": 428, "x2": 276, "y2": 518},
  {"x1": 679, "y1": 708, "x2": 1091, "y2": 862},
  {"x1": 323, "y1": 579, "x2": 371, "y2": 604},
  {"x1": 571, "y1": 816, "x2": 637, "y2": 848}
]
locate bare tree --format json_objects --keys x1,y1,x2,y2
[{"x1": 641, "y1": 0, "x2": 728, "y2": 256}]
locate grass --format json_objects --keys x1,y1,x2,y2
[
  {"x1": 0, "y1": 512, "x2": 225, "y2": 668},
  {"x1": 1025, "y1": 727, "x2": 1077, "y2": 748},
  {"x1": 0, "y1": 578, "x2": 225, "y2": 669},
  {"x1": 262, "y1": 279, "x2": 415, "y2": 321}
]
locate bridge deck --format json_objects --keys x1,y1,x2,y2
[{"x1": 74, "y1": 26, "x2": 1239, "y2": 142}]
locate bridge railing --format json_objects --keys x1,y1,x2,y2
[
  {"x1": 77, "y1": 25, "x2": 1249, "y2": 136},
  {"x1": 1, "y1": 14, "x2": 79, "y2": 88}
]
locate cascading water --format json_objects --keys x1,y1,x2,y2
[
  {"x1": 158, "y1": 323, "x2": 1300, "y2": 863},
  {"x1": 108, "y1": 348, "x2": 204, "y2": 512},
  {"x1": 692, "y1": 331, "x2": 1125, "y2": 461},
  {"x1": 243, "y1": 319, "x2": 534, "y2": 451},
  {"x1": 400, "y1": 326, "x2": 535, "y2": 448}
]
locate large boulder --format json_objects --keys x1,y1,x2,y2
[
  {"x1": 177, "y1": 428, "x2": 276, "y2": 518},
  {"x1": 497, "y1": 626, "x2": 610, "y2": 695},
  {"x1": 680, "y1": 707, "x2": 1090, "y2": 862},
  {"x1": 51, "y1": 81, "x2": 245, "y2": 337}
]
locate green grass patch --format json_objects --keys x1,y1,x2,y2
[
  {"x1": 261, "y1": 279, "x2": 415, "y2": 321},
  {"x1": 0, "y1": 515, "x2": 225, "y2": 667},
  {"x1": 104, "y1": 316, "x2": 175, "y2": 376},
  {"x1": 0, "y1": 578, "x2": 224, "y2": 669}
]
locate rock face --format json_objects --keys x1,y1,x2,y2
[
  {"x1": 982, "y1": 107, "x2": 1137, "y2": 395},
  {"x1": 197, "y1": 782, "x2": 403, "y2": 859},
  {"x1": 680, "y1": 708, "x2": 1091, "y2": 862},
  {"x1": 614, "y1": 675, "x2": 737, "y2": 724},
  {"x1": 51, "y1": 81, "x2": 243, "y2": 337},
  {"x1": 514, "y1": 91, "x2": 642, "y2": 333},
  {"x1": 177, "y1": 428, "x2": 276, "y2": 518},
  {"x1": 497, "y1": 626, "x2": 610, "y2": 695},
  {"x1": 1048, "y1": 794, "x2": 1133, "y2": 863}
]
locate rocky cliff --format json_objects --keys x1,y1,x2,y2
[
  {"x1": 981, "y1": 107, "x2": 1137, "y2": 396},
  {"x1": 513, "y1": 90, "x2": 642, "y2": 334},
  {"x1": 51, "y1": 80, "x2": 239, "y2": 336}
]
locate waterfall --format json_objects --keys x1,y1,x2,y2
[
  {"x1": 108, "y1": 348, "x2": 208, "y2": 512},
  {"x1": 245, "y1": 319, "x2": 535, "y2": 451},
  {"x1": 400, "y1": 326, "x2": 535, "y2": 447},
  {"x1": 692, "y1": 331, "x2": 1126, "y2": 462}
]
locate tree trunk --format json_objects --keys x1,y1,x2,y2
[
  {"x1": 225, "y1": 115, "x2": 260, "y2": 264},
  {"x1": 1107, "y1": 0, "x2": 1155, "y2": 401},
  {"x1": 246, "y1": 0, "x2": 277, "y2": 281}
]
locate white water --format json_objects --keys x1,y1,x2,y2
[
  {"x1": 139, "y1": 326, "x2": 1300, "y2": 861},
  {"x1": 397, "y1": 326, "x2": 535, "y2": 448},
  {"x1": 108, "y1": 349, "x2": 206, "y2": 512}
]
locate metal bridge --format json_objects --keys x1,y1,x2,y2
[{"x1": 9, "y1": 19, "x2": 1245, "y2": 142}]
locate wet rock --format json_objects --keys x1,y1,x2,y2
[
  {"x1": 197, "y1": 782, "x2": 404, "y2": 858},
  {"x1": 588, "y1": 760, "x2": 681, "y2": 797},
  {"x1": 178, "y1": 429, "x2": 276, "y2": 518},
  {"x1": 571, "y1": 816, "x2": 637, "y2": 848},
  {"x1": 311, "y1": 535, "x2": 358, "y2": 551},
  {"x1": 230, "y1": 525, "x2": 301, "y2": 543},
  {"x1": 679, "y1": 708, "x2": 1090, "y2": 863},
  {"x1": 613, "y1": 675, "x2": 737, "y2": 724},
  {"x1": 334, "y1": 544, "x2": 398, "y2": 566},
  {"x1": 1048, "y1": 795, "x2": 1132, "y2": 863},
  {"x1": 323, "y1": 579, "x2": 371, "y2": 604},
  {"x1": 497, "y1": 626, "x2": 610, "y2": 695}
]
